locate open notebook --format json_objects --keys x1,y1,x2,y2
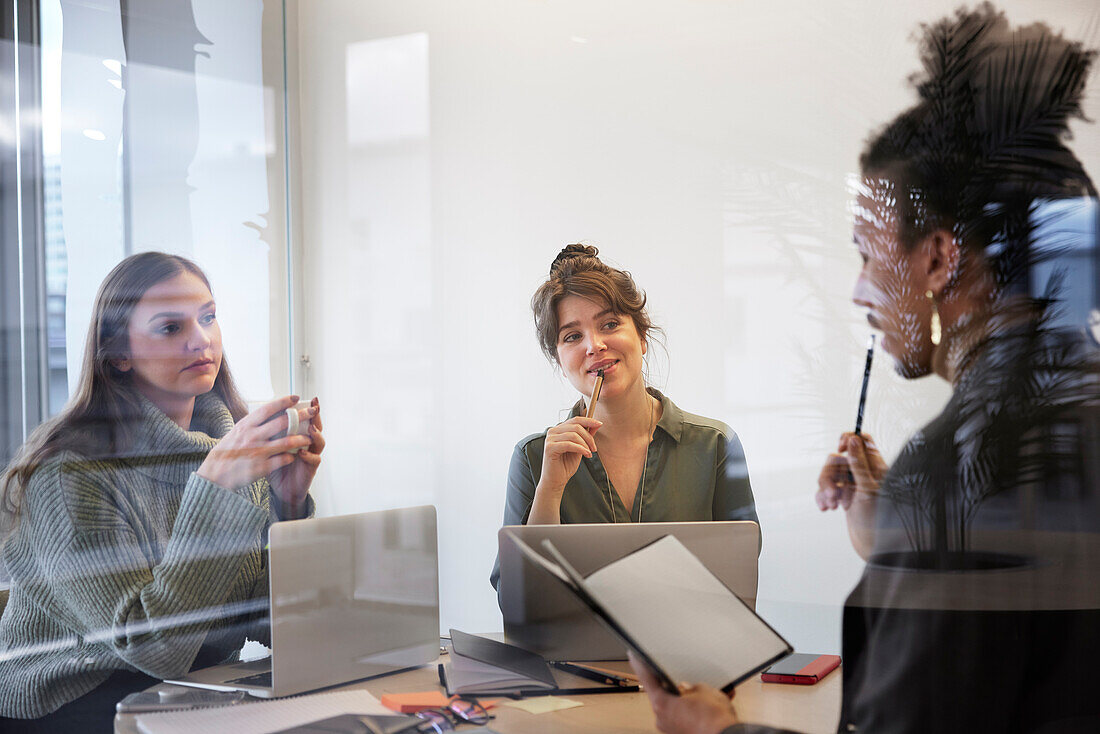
[
  {"x1": 438, "y1": 629, "x2": 639, "y2": 697},
  {"x1": 507, "y1": 531, "x2": 792, "y2": 694},
  {"x1": 443, "y1": 629, "x2": 557, "y2": 694}
]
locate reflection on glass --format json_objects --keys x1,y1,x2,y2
[
  {"x1": 312, "y1": 32, "x2": 435, "y2": 513},
  {"x1": 829, "y1": 7, "x2": 1100, "y2": 732},
  {"x1": 270, "y1": 507, "x2": 439, "y2": 691},
  {"x1": 1, "y1": 2, "x2": 294, "y2": 729},
  {"x1": 41, "y1": 0, "x2": 286, "y2": 410}
]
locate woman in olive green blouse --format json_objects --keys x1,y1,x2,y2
[{"x1": 491, "y1": 245, "x2": 757, "y2": 590}]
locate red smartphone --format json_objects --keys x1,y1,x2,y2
[{"x1": 760, "y1": 653, "x2": 841, "y2": 685}]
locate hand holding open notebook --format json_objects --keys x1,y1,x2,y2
[{"x1": 506, "y1": 531, "x2": 792, "y2": 694}]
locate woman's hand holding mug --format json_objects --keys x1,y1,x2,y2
[
  {"x1": 269, "y1": 397, "x2": 324, "y2": 517},
  {"x1": 197, "y1": 395, "x2": 314, "y2": 492}
]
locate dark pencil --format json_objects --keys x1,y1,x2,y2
[
  {"x1": 551, "y1": 661, "x2": 636, "y2": 687},
  {"x1": 845, "y1": 335, "x2": 875, "y2": 490},
  {"x1": 854, "y1": 335, "x2": 875, "y2": 436}
]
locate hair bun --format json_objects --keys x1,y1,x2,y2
[{"x1": 550, "y1": 244, "x2": 599, "y2": 275}]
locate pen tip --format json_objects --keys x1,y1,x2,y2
[
  {"x1": 597, "y1": 369, "x2": 604, "y2": 377},
  {"x1": 868, "y1": 334, "x2": 876, "y2": 349}
]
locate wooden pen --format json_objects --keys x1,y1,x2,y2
[{"x1": 585, "y1": 369, "x2": 605, "y2": 419}]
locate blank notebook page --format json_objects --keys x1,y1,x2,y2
[{"x1": 583, "y1": 535, "x2": 788, "y2": 689}]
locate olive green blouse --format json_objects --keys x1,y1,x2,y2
[{"x1": 490, "y1": 389, "x2": 757, "y2": 590}]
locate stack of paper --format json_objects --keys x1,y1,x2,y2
[{"x1": 135, "y1": 689, "x2": 390, "y2": 734}]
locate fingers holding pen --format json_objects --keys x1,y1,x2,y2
[
  {"x1": 547, "y1": 417, "x2": 602, "y2": 456},
  {"x1": 840, "y1": 431, "x2": 887, "y2": 492},
  {"x1": 816, "y1": 453, "x2": 853, "y2": 511},
  {"x1": 537, "y1": 416, "x2": 603, "y2": 497},
  {"x1": 547, "y1": 438, "x2": 594, "y2": 462},
  {"x1": 815, "y1": 431, "x2": 888, "y2": 515}
]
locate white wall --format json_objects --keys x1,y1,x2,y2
[{"x1": 292, "y1": 0, "x2": 1100, "y2": 652}]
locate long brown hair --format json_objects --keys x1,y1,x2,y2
[{"x1": 0, "y1": 252, "x2": 248, "y2": 530}]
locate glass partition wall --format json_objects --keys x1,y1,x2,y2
[
  {"x1": 1, "y1": 0, "x2": 46, "y2": 473},
  {"x1": 290, "y1": 0, "x2": 1100, "y2": 649},
  {"x1": 1, "y1": 0, "x2": 296, "y2": 475},
  {"x1": 0, "y1": 0, "x2": 296, "y2": 592},
  {"x1": 3, "y1": 0, "x2": 1099, "y2": 656}
]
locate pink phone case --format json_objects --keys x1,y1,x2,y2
[{"x1": 760, "y1": 654, "x2": 841, "y2": 685}]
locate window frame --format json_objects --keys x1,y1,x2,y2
[{"x1": 1, "y1": 0, "x2": 46, "y2": 468}]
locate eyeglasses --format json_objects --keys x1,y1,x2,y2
[{"x1": 414, "y1": 697, "x2": 493, "y2": 733}]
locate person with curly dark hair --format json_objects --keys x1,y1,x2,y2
[{"x1": 633, "y1": 5, "x2": 1100, "y2": 733}]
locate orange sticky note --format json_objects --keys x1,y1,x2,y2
[{"x1": 380, "y1": 691, "x2": 452, "y2": 713}]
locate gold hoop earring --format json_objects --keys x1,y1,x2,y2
[{"x1": 926, "y1": 290, "x2": 941, "y2": 346}]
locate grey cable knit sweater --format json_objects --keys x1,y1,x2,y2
[{"x1": 0, "y1": 392, "x2": 308, "y2": 718}]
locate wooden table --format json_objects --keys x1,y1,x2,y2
[{"x1": 115, "y1": 659, "x2": 840, "y2": 733}]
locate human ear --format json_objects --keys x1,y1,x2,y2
[
  {"x1": 111, "y1": 357, "x2": 132, "y2": 373},
  {"x1": 919, "y1": 229, "x2": 959, "y2": 297}
]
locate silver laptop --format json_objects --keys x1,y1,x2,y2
[
  {"x1": 498, "y1": 520, "x2": 760, "y2": 661},
  {"x1": 168, "y1": 506, "x2": 440, "y2": 698}
]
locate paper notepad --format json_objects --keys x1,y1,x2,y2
[
  {"x1": 445, "y1": 629, "x2": 557, "y2": 694},
  {"x1": 135, "y1": 689, "x2": 390, "y2": 734}
]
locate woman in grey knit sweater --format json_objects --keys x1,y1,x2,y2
[{"x1": 0, "y1": 253, "x2": 325, "y2": 731}]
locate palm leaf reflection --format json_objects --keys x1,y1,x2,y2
[{"x1": 862, "y1": 5, "x2": 1100, "y2": 567}]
